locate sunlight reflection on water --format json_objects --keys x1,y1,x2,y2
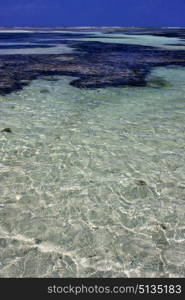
[{"x1": 0, "y1": 47, "x2": 185, "y2": 277}]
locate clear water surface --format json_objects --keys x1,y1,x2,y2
[{"x1": 0, "y1": 30, "x2": 185, "y2": 277}]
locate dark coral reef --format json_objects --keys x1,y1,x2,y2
[{"x1": 1, "y1": 38, "x2": 185, "y2": 95}]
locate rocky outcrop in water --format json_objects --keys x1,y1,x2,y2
[{"x1": 0, "y1": 40, "x2": 185, "y2": 94}]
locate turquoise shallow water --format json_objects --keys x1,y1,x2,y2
[{"x1": 0, "y1": 33, "x2": 185, "y2": 277}]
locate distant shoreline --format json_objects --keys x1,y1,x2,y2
[{"x1": 0, "y1": 26, "x2": 185, "y2": 33}]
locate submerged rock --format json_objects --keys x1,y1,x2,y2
[
  {"x1": 1, "y1": 128, "x2": 12, "y2": 133},
  {"x1": 159, "y1": 223, "x2": 167, "y2": 231},
  {"x1": 136, "y1": 180, "x2": 147, "y2": 186},
  {"x1": 40, "y1": 88, "x2": 50, "y2": 94}
]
